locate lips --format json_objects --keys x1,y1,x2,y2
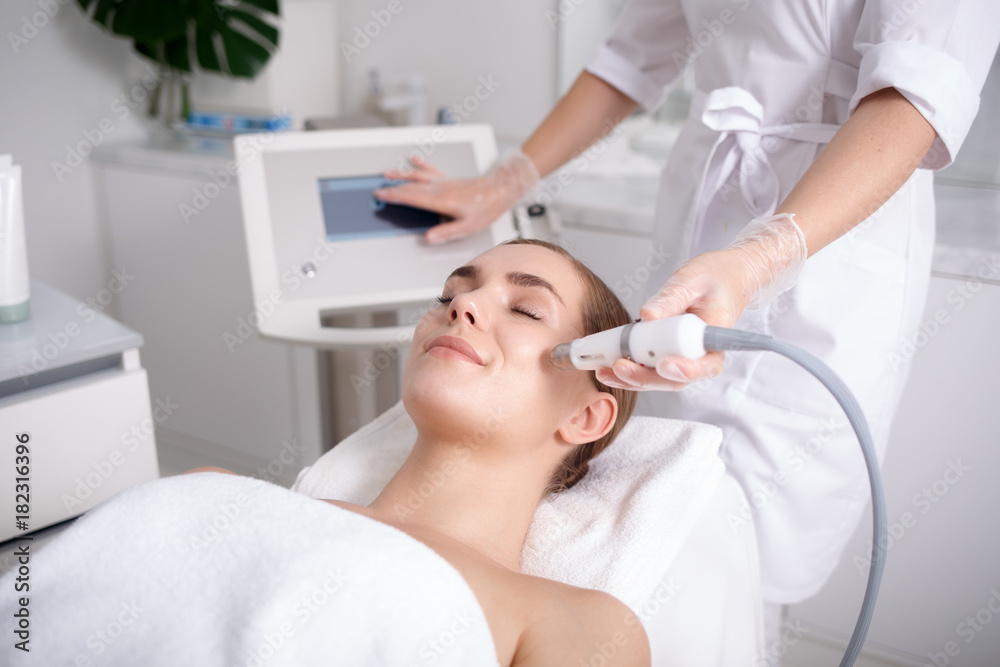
[{"x1": 426, "y1": 335, "x2": 485, "y2": 366}]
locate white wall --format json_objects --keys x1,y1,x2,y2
[
  {"x1": 0, "y1": 0, "x2": 148, "y2": 308},
  {"x1": 335, "y1": 0, "x2": 558, "y2": 142},
  {"x1": 0, "y1": 0, "x2": 559, "y2": 305}
]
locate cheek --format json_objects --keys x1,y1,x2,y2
[
  {"x1": 402, "y1": 312, "x2": 443, "y2": 376},
  {"x1": 494, "y1": 331, "x2": 575, "y2": 410}
]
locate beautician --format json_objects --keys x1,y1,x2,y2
[{"x1": 374, "y1": 0, "x2": 1000, "y2": 654}]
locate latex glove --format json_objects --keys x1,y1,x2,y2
[
  {"x1": 596, "y1": 212, "x2": 808, "y2": 391},
  {"x1": 373, "y1": 148, "x2": 541, "y2": 245}
]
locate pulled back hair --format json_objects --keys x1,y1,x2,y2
[{"x1": 500, "y1": 239, "x2": 636, "y2": 495}]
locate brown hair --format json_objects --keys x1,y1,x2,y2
[{"x1": 500, "y1": 239, "x2": 636, "y2": 495}]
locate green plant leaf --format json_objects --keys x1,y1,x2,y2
[
  {"x1": 229, "y1": 8, "x2": 279, "y2": 48},
  {"x1": 218, "y1": 23, "x2": 271, "y2": 78},
  {"x1": 165, "y1": 35, "x2": 192, "y2": 73},
  {"x1": 133, "y1": 39, "x2": 157, "y2": 62},
  {"x1": 236, "y1": 0, "x2": 279, "y2": 17},
  {"x1": 93, "y1": 0, "x2": 117, "y2": 27},
  {"x1": 78, "y1": 0, "x2": 280, "y2": 80},
  {"x1": 195, "y1": 28, "x2": 222, "y2": 74},
  {"x1": 111, "y1": 0, "x2": 187, "y2": 42}
]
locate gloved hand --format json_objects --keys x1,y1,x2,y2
[
  {"x1": 596, "y1": 212, "x2": 808, "y2": 391},
  {"x1": 373, "y1": 148, "x2": 541, "y2": 245}
]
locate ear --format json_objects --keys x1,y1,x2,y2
[{"x1": 557, "y1": 392, "x2": 618, "y2": 446}]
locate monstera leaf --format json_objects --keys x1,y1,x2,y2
[{"x1": 77, "y1": 0, "x2": 280, "y2": 79}]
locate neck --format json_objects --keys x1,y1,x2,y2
[{"x1": 367, "y1": 433, "x2": 553, "y2": 571}]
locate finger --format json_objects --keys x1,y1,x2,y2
[
  {"x1": 656, "y1": 351, "x2": 724, "y2": 383},
  {"x1": 594, "y1": 368, "x2": 634, "y2": 391},
  {"x1": 383, "y1": 167, "x2": 440, "y2": 184},
  {"x1": 407, "y1": 155, "x2": 446, "y2": 178},
  {"x1": 425, "y1": 218, "x2": 483, "y2": 245},
  {"x1": 374, "y1": 183, "x2": 455, "y2": 214},
  {"x1": 608, "y1": 359, "x2": 688, "y2": 391},
  {"x1": 640, "y1": 278, "x2": 698, "y2": 321}
]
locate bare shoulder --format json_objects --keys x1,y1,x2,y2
[
  {"x1": 512, "y1": 578, "x2": 650, "y2": 667},
  {"x1": 181, "y1": 466, "x2": 239, "y2": 476}
]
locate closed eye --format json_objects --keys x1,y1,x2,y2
[
  {"x1": 437, "y1": 295, "x2": 543, "y2": 321},
  {"x1": 512, "y1": 306, "x2": 542, "y2": 321}
]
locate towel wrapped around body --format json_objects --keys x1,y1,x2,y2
[{"x1": 0, "y1": 472, "x2": 499, "y2": 667}]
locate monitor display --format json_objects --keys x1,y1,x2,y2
[{"x1": 317, "y1": 175, "x2": 441, "y2": 242}]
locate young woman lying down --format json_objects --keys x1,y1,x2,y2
[
  {"x1": 192, "y1": 240, "x2": 648, "y2": 665},
  {"x1": 0, "y1": 240, "x2": 647, "y2": 666}
]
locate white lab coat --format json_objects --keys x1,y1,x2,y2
[{"x1": 587, "y1": 0, "x2": 1000, "y2": 603}]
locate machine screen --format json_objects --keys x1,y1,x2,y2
[{"x1": 317, "y1": 175, "x2": 441, "y2": 242}]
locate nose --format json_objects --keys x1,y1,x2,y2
[{"x1": 448, "y1": 292, "x2": 487, "y2": 331}]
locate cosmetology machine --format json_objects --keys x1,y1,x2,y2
[
  {"x1": 237, "y1": 124, "x2": 518, "y2": 438},
  {"x1": 237, "y1": 124, "x2": 516, "y2": 350}
]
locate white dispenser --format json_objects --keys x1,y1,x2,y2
[{"x1": 0, "y1": 154, "x2": 30, "y2": 323}]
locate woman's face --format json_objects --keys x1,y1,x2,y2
[{"x1": 401, "y1": 244, "x2": 604, "y2": 450}]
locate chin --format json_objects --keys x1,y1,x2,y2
[{"x1": 401, "y1": 362, "x2": 500, "y2": 442}]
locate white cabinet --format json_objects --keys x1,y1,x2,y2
[
  {"x1": 0, "y1": 280, "x2": 159, "y2": 541},
  {"x1": 91, "y1": 141, "x2": 325, "y2": 483}
]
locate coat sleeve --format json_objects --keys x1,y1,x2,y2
[
  {"x1": 851, "y1": 0, "x2": 1000, "y2": 169},
  {"x1": 584, "y1": 0, "x2": 690, "y2": 113}
]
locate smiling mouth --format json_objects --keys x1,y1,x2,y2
[{"x1": 426, "y1": 335, "x2": 485, "y2": 366}]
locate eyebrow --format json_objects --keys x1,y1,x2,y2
[{"x1": 446, "y1": 264, "x2": 566, "y2": 306}]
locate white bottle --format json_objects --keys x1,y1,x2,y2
[{"x1": 0, "y1": 154, "x2": 30, "y2": 323}]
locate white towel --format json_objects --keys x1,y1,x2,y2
[
  {"x1": 0, "y1": 473, "x2": 499, "y2": 667},
  {"x1": 293, "y1": 401, "x2": 725, "y2": 613}
]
